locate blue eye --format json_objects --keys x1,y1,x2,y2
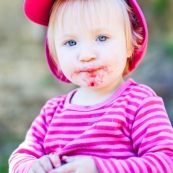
[
  {"x1": 65, "y1": 40, "x2": 77, "y2": 46},
  {"x1": 96, "y1": 35, "x2": 108, "y2": 42}
]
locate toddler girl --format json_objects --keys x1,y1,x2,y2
[{"x1": 9, "y1": 0, "x2": 173, "y2": 172}]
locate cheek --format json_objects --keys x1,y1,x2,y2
[
  {"x1": 103, "y1": 52, "x2": 127, "y2": 72},
  {"x1": 57, "y1": 51, "x2": 74, "y2": 73},
  {"x1": 59, "y1": 61, "x2": 74, "y2": 77},
  {"x1": 56, "y1": 60, "x2": 72, "y2": 83}
]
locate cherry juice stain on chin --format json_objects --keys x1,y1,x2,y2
[
  {"x1": 87, "y1": 73, "x2": 103, "y2": 87},
  {"x1": 89, "y1": 81, "x2": 96, "y2": 87},
  {"x1": 71, "y1": 66, "x2": 110, "y2": 87}
]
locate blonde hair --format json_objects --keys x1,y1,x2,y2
[{"x1": 47, "y1": 0, "x2": 143, "y2": 74}]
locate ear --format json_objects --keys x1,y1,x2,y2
[{"x1": 126, "y1": 45, "x2": 133, "y2": 58}]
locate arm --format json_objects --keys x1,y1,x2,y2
[
  {"x1": 93, "y1": 97, "x2": 173, "y2": 173},
  {"x1": 8, "y1": 99, "x2": 57, "y2": 173}
]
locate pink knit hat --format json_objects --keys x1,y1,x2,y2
[{"x1": 24, "y1": 0, "x2": 148, "y2": 83}]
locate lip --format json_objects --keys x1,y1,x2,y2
[
  {"x1": 81, "y1": 67, "x2": 102, "y2": 72},
  {"x1": 75, "y1": 66, "x2": 105, "y2": 74}
]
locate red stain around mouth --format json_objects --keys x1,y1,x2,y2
[
  {"x1": 89, "y1": 81, "x2": 96, "y2": 87},
  {"x1": 71, "y1": 66, "x2": 108, "y2": 87},
  {"x1": 87, "y1": 72, "x2": 103, "y2": 87}
]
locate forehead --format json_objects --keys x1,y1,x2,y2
[{"x1": 54, "y1": 0, "x2": 125, "y2": 33}]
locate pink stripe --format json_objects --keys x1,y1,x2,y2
[{"x1": 145, "y1": 154, "x2": 166, "y2": 173}]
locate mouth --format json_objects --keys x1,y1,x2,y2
[
  {"x1": 71, "y1": 66, "x2": 108, "y2": 87},
  {"x1": 76, "y1": 66, "x2": 105, "y2": 73}
]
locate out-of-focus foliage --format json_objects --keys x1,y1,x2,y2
[
  {"x1": 152, "y1": 0, "x2": 168, "y2": 14},
  {"x1": 165, "y1": 41, "x2": 173, "y2": 58},
  {"x1": 140, "y1": 0, "x2": 173, "y2": 38}
]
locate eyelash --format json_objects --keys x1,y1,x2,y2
[
  {"x1": 64, "y1": 35, "x2": 109, "y2": 47},
  {"x1": 96, "y1": 35, "x2": 108, "y2": 42},
  {"x1": 65, "y1": 40, "x2": 76, "y2": 47}
]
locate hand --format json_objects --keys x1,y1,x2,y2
[
  {"x1": 49, "y1": 155, "x2": 99, "y2": 173},
  {"x1": 28, "y1": 153, "x2": 61, "y2": 173}
]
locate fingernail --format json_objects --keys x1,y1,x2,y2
[{"x1": 62, "y1": 155, "x2": 68, "y2": 161}]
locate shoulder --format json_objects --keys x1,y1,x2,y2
[
  {"x1": 43, "y1": 94, "x2": 67, "y2": 114},
  {"x1": 45, "y1": 94, "x2": 66, "y2": 107},
  {"x1": 124, "y1": 78, "x2": 158, "y2": 99},
  {"x1": 120, "y1": 78, "x2": 164, "y2": 111},
  {"x1": 31, "y1": 94, "x2": 67, "y2": 127},
  {"x1": 123, "y1": 79, "x2": 168, "y2": 121},
  {"x1": 41, "y1": 88, "x2": 77, "y2": 116}
]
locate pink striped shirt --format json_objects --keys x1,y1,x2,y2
[{"x1": 9, "y1": 78, "x2": 173, "y2": 172}]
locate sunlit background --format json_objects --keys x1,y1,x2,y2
[{"x1": 0, "y1": 0, "x2": 173, "y2": 172}]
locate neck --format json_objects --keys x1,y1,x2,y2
[{"x1": 71, "y1": 78, "x2": 124, "y2": 106}]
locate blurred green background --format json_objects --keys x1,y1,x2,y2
[{"x1": 0, "y1": 0, "x2": 173, "y2": 172}]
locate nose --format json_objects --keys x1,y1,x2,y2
[{"x1": 78, "y1": 44, "x2": 96, "y2": 62}]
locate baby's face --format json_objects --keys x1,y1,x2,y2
[{"x1": 54, "y1": 0, "x2": 132, "y2": 89}]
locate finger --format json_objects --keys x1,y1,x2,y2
[
  {"x1": 30, "y1": 161, "x2": 47, "y2": 173},
  {"x1": 49, "y1": 153, "x2": 61, "y2": 168},
  {"x1": 39, "y1": 155, "x2": 54, "y2": 171},
  {"x1": 33, "y1": 167, "x2": 45, "y2": 173},
  {"x1": 62, "y1": 156, "x2": 81, "y2": 163},
  {"x1": 62, "y1": 156, "x2": 78, "y2": 163},
  {"x1": 49, "y1": 162, "x2": 75, "y2": 173}
]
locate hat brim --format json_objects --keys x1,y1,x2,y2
[
  {"x1": 24, "y1": 0, "x2": 53, "y2": 26},
  {"x1": 24, "y1": 0, "x2": 148, "y2": 83},
  {"x1": 127, "y1": 0, "x2": 148, "y2": 74}
]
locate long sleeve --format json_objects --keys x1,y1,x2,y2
[
  {"x1": 8, "y1": 99, "x2": 55, "y2": 173},
  {"x1": 93, "y1": 97, "x2": 173, "y2": 173}
]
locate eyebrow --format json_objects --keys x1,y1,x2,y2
[
  {"x1": 55, "y1": 24, "x2": 115, "y2": 43},
  {"x1": 57, "y1": 34, "x2": 76, "y2": 43},
  {"x1": 59, "y1": 27, "x2": 112, "y2": 37}
]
